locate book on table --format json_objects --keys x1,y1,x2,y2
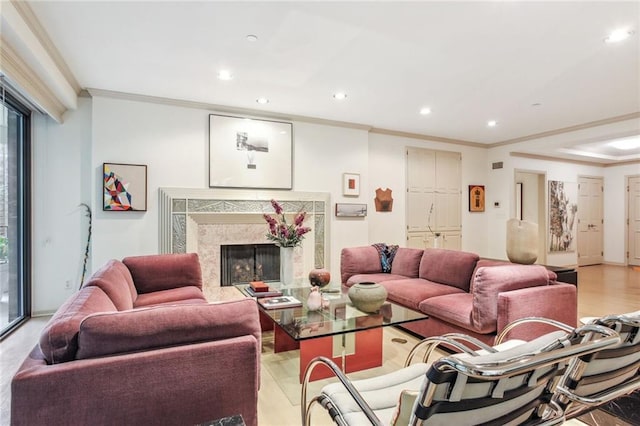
[
  {"x1": 249, "y1": 281, "x2": 269, "y2": 292},
  {"x1": 245, "y1": 286, "x2": 283, "y2": 298},
  {"x1": 258, "y1": 295, "x2": 302, "y2": 309}
]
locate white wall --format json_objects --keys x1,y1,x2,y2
[
  {"x1": 488, "y1": 146, "x2": 637, "y2": 266},
  {"x1": 32, "y1": 97, "x2": 92, "y2": 314},
  {"x1": 31, "y1": 93, "x2": 638, "y2": 313},
  {"x1": 368, "y1": 133, "x2": 489, "y2": 255}
]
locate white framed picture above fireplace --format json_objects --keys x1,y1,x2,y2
[{"x1": 208, "y1": 114, "x2": 293, "y2": 189}]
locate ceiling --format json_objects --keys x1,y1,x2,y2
[{"x1": 27, "y1": 1, "x2": 640, "y2": 164}]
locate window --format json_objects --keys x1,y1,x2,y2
[{"x1": 0, "y1": 84, "x2": 31, "y2": 339}]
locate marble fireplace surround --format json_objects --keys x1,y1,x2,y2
[{"x1": 159, "y1": 188, "x2": 330, "y2": 296}]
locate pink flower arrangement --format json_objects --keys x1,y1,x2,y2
[{"x1": 263, "y1": 199, "x2": 311, "y2": 247}]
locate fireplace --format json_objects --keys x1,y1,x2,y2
[
  {"x1": 157, "y1": 188, "x2": 330, "y2": 300},
  {"x1": 220, "y1": 243, "x2": 280, "y2": 286}
]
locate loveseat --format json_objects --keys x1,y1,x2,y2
[
  {"x1": 341, "y1": 246, "x2": 577, "y2": 344},
  {"x1": 11, "y1": 253, "x2": 261, "y2": 426}
]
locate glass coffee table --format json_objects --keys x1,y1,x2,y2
[{"x1": 236, "y1": 283, "x2": 428, "y2": 381}]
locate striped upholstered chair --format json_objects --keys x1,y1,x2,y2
[
  {"x1": 301, "y1": 322, "x2": 619, "y2": 426},
  {"x1": 552, "y1": 311, "x2": 640, "y2": 419}
]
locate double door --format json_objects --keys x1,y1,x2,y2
[{"x1": 406, "y1": 148, "x2": 461, "y2": 250}]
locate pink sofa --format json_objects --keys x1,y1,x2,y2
[
  {"x1": 341, "y1": 246, "x2": 577, "y2": 344},
  {"x1": 11, "y1": 253, "x2": 261, "y2": 426}
]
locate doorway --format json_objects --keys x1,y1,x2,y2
[
  {"x1": 628, "y1": 175, "x2": 640, "y2": 266},
  {"x1": 514, "y1": 170, "x2": 546, "y2": 264},
  {"x1": 577, "y1": 176, "x2": 604, "y2": 266}
]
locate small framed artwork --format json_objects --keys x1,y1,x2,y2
[
  {"x1": 469, "y1": 185, "x2": 485, "y2": 212},
  {"x1": 342, "y1": 173, "x2": 360, "y2": 196},
  {"x1": 335, "y1": 203, "x2": 367, "y2": 217},
  {"x1": 103, "y1": 163, "x2": 147, "y2": 211},
  {"x1": 209, "y1": 114, "x2": 293, "y2": 189}
]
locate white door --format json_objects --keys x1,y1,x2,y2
[
  {"x1": 577, "y1": 177, "x2": 604, "y2": 266},
  {"x1": 629, "y1": 176, "x2": 640, "y2": 266}
]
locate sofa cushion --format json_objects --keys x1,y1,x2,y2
[
  {"x1": 76, "y1": 299, "x2": 260, "y2": 359},
  {"x1": 380, "y1": 278, "x2": 465, "y2": 311},
  {"x1": 419, "y1": 293, "x2": 475, "y2": 331},
  {"x1": 133, "y1": 286, "x2": 207, "y2": 308},
  {"x1": 419, "y1": 249, "x2": 479, "y2": 291},
  {"x1": 83, "y1": 259, "x2": 137, "y2": 310},
  {"x1": 471, "y1": 265, "x2": 551, "y2": 333},
  {"x1": 474, "y1": 259, "x2": 558, "y2": 281},
  {"x1": 39, "y1": 287, "x2": 117, "y2": 364},
  {"x1": 346, "y1": 273, "x2": 407, "y2": 288},
  {"x1": 390, "y1": 248, "x2": 423, "y2": 278},
  {"x1": 123, "y1": 253, "x2": 203, "y2": 293},
  {"x1": 341, "y1": 246, "x2": 383, "y2": 284}
]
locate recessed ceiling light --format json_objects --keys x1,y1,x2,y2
[
  {"x1": 608, "y1": 136, "x2": 640, "y2": 150},
  {"x1": 487, "y1": 120, "x2": 497, "y2": 127},
  {"x1": 246, "y1": 34, "x2": 258, "y2": 42},
  {"x1": 256, "y1": 97, "x2": 269, "y2": 104},
  {"x1": 604, "y1": 28, "x2": 633, "y2": 43},
  {"x1": 217, "y1": 70, "x2": 233, "y2": 81},
  {"x1": 333, "y1": 92, "x2": 347, "y2": 100},
  {"x1": 419, "y1": 107, "x2": 432, "y2": 115}
]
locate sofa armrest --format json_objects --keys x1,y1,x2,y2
[
  {"x1": 12, "y1": 337, "x2": 259, "y2": 426},
  {"x1": 76, "y1": 299, "x2": 260, "y2": 359},
  {"x1": 497, "y1": 283, "x2": 577, "y2": 341},
  {"x1": 340, "y1": 246, "x2": 383, "y2": 284},
  {"x1": 123, "y1": 252, "x2": 203, "y2": 293}
]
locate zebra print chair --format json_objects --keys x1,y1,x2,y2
[
  {"x1": 552, "y1": 311, "x2": 640, "y2": 419},
  {"x1": 301, "y1": 322, "x2": 619, "y2": 426}
]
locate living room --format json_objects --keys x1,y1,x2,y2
[{"x1": 1, "y1": 1, "x2": 639, "y2": 425}]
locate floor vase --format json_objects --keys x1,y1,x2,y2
[{"x1": 280, "y1": 246, "x2": 295, "y2": 286}]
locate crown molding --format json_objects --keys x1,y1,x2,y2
[
  {"x1": 10, "y1": 0, "x2": 81, "y2": 94},
  {"x1": 509, "y1": 151, "x2": 640, "y2": 168},
  {"x1": 492, "y1": 112, "x2": 640, "y2": 147},
  {"x1": 1, "y1": 37, "x2": 64, "y2": 122},
  {"x1": 85, "y1": 88, "x2": 373, "y2": 131},
  {"x1": 369, "y1": 127, "x2": 483, "y2": 147}
]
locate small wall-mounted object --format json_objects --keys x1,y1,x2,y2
[
  {"x1": 335, "y1": 203, "x2": 367, "y2": 217},
  {"x1": 492, "y1": 161, "x2": 504, "y2": 170},
  {"x1": 468, "y1": 185, "x2": 485, "y2": 212},
  {"x1": 374, "y1": 188, "x2": 393, "y2": 212},
  {"x1": 103, "y1": 163, "x2": 147, "y2": 211},
  {"x1": 494, "y1": 201, "x2": 501, "y2": 208},
  {"x1": 342, "y1": 173, "x2": 360, "y2": 196}
]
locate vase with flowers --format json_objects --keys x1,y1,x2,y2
[{"x1": 263, "y1": 199, "x2": 311, "y2": 286}]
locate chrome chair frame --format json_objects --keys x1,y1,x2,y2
[
  {"x1": 301, "y1": 323, "x2": 620, "y2": 426},
  {"x1": 552, "y1": 312, "x2": 640, "y2": 419}
]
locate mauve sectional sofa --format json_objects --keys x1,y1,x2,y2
[
  {"x1": 341, "y1": 246, "x2": 577, "y2": 344},
  {"x1": 11, "y1": 253, "x2": 261, "y2": 426}
]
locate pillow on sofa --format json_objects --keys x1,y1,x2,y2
[
  {"x1": 419, "y1": 249, "x2": 479, "y2": 291},
  {"x1": 471, "y1": 265, "x2": 550, "y2": 333},
  {"x1": 39, "y1": 286, "x2": 117, "y2": 364},
  {"x1": 390, "y1": 248, "x2": 423, "y2": 278},
  {"x1": 76, "y1": 299, "x2": 260, "y2": 359},
  {"x1": 123, "y1": 253, "x2": 203, "y2": 294},
  {"x1": 340, "y1": 246, "x2": 383, "y2": 284},
  {"x1": 83, "y1": 259, "x2": 137, "y2": 310}
]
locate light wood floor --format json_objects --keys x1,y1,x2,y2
[{"x1": 1, "y1": 264, "x2": 638, "y2": 425}]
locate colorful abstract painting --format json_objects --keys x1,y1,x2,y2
[
  {"x1": 103, "y1": 163, "x2": 147, "y2": 211},
  {"x1": 548, "y1": 180, "x2": 577, "y2": 252}
]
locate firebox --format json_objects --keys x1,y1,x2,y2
[{"x1": 220, "y1": 243, "x2": 280, "y2": 286}]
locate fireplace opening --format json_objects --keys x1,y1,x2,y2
[{"x1": 220, "y1": 244, "x2": 280, "y2": 286}]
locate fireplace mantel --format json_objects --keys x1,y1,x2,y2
[{"x1": 158, "y1": 188, "x2": 331, "y2": 273}]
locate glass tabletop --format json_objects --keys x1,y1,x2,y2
[{"x1": 235, "y1": 282, "x2": 428, "y2": 341}]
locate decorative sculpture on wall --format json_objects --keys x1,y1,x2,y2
[{"x1": 374, "y1": 188, "x2": 393, "y2": 212}]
